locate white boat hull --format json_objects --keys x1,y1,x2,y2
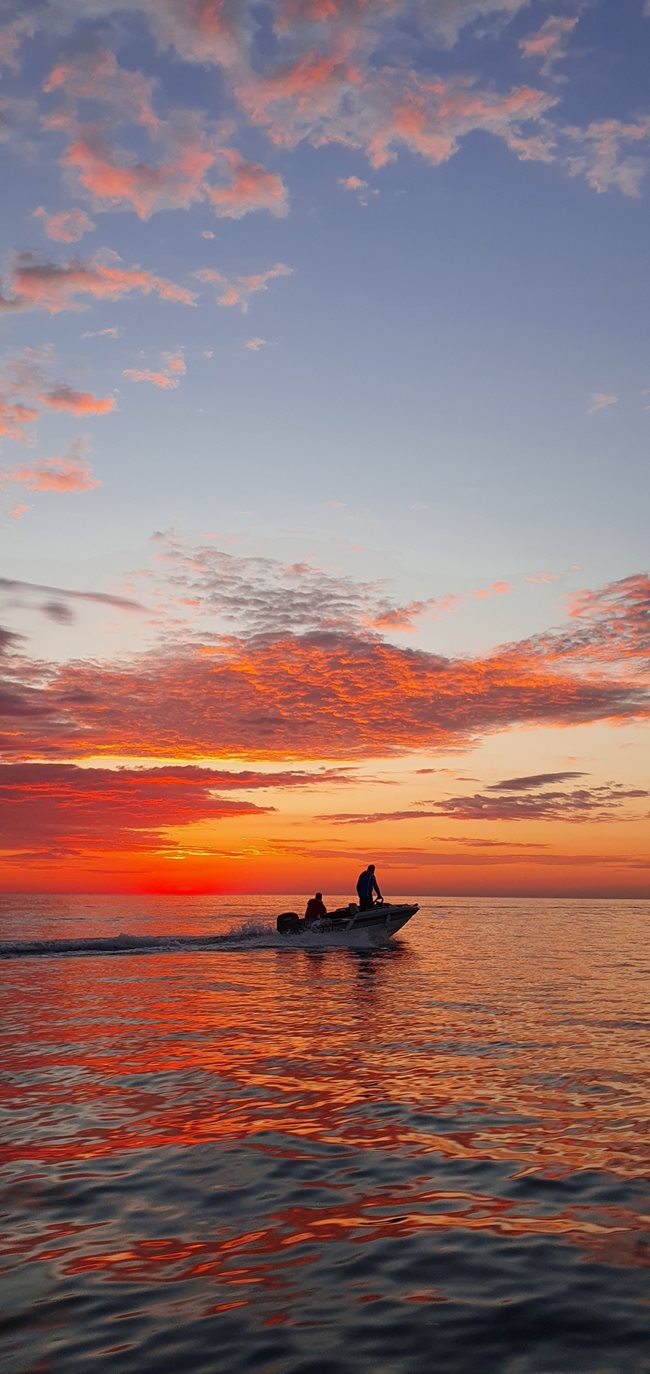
[{"x1": 277, "y1": 902, "x2": 419, "y2": 945}]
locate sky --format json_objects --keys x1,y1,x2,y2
[{"x1": 0, "y1": 0, "x2": 648, "y2": 898}]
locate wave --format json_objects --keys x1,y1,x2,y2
[{"x1": 0, "y1": 920, "x2": 384, "y2": 959}]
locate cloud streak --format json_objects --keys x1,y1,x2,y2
[
  {"x1": 427, "y1": 783, "x2": 648, "y2": 823},
  {"x1": 196, "y1": 262, "x2": 293, "y2": 311},
  {"x1": 123, "y1": 350, "x2": 186, "y2": 389},
  {"x1": 0, "y1": 253, "x2": 195, "y2": 314},
  {"x1": 0, "y1": 576, "x2": 144, "y2": 612}
]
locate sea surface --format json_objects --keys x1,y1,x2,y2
[{"x1": 0, "y1": 895, "x2": 648, "y2": 1374}]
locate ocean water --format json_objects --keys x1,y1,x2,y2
[{"x1": 0, "y1": 895, "x2": 648, "y2": 1374}]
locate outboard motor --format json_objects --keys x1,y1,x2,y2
[{"x1": 277, "y1": 911, "x2": 301, "y2": 935}]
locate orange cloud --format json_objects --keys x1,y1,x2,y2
[
  {"x1": 0, "y1": 760, "x2": 357, "y2": 869},
  {"x1": 2, "y1": 615, "x2": 647, "y2": 765},
  {"x1": 0, "y1": 253, "x2": 196, "y2": 313},
  {"x1": 2, "y1": 544, "x2": 647, "y2": 768},
  {"x1": 0, "y1": 762, "x2": 272, "y2": 860},
  {"x1": 560, "y1": 575, "x2": 650, "y2": 666},
  {"x1": 33, "y1": 206, "x2": 96, "y2": 243}
]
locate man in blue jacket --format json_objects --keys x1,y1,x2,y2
[{"x1": 356, "y1": 864, "x2": 382, "y2": 911}]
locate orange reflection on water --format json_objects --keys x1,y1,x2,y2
[{"x1": 1, "y1": 893, "x2": 648, "y2": 1367}]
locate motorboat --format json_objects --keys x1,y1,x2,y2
[{"x1": 276, "y1": 901, "x2": 419, "y2": 944}]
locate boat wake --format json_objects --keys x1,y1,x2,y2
[{"x1": 0, "y1": 920, "x2": 390, "y2": 960}]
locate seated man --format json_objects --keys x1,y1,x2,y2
[
  {"x1": 356, "y1": 864, "x2": 382, "y2": 911},
  {"x1": 304, "y1": 892, "x2": 327, "y2": 926}
]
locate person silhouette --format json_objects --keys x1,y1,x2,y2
[
  {"x1": 304, "y1": 892, "x2": 327, "y2": 926},
  {"x1": 356, "y1": 864, "x2": 382, "y2": 911}
]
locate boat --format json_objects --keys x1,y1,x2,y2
[{"x1": 276, "y1": 901, "x2": 419, "y2": 944}]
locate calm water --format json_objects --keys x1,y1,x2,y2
[{"x1": 0, "y1": 895, "x2": 648, "y2": 1374}]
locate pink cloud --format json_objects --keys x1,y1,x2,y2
[
  {"x1": 61, "y1": 128, "x2": 217, "y2": 219},
  {"x1": 588, "y1": 392, "x2": 618, "y2": 415},
  {"x1": 370, "y1": 598, "x2": 437, "y2": 631},
  {"x1": 0, "y1": 348, "x2": 116, "y2": 446},
  {"x1": 519, "y1": 15, "x2": 578, "y2": 73},
  {"x1": 43, "y1": 50, "x2": 161, "y2": 136},
  {"x1": 196, "y1": 262, "x2": 292, "y2": 311},
  {"x1": 370, "y1": 581, "x2": 510, "y2": 630},
  {"x1": 232, "y1": 27, "x2": 557, "y2": 174},
  {"x1": 369, "y1": 79, "x2": 556, "y2": 170},
  {"x1": 0, "y1": 401, "x2": 39, "y2": 443},
  {"x1": 122, "y1": 349, "x2": 186, "y2": 388},
  {"x1": 337, "y1": 172, "x2": 377, "y2": 203},
  {"x1": 244, "y1": 337, "x2": 268, "y2": 351},
  {"x1": 235, "y1": 43, "x2": 360, "y2": 145},
  {"x1": 3, "y1": 444, "x2": 101, "y2": 494},
  {"x1": 42, "y1": 51, "x2": 287, "y2": 223},
  {"x1": 0, "y1": 253, "x2": 196, "y2": 314},
  {"x1": 164, "y1": 350, "x2": 186, "y2": 375},
  {"x1": 81, "y1": 327, "x2": 120, "y2": 339},
  {"x1": 8, "y1": 503, "x2": 28, "y2": 520},
  {"x1": 565, "y1": 117, "x2": 650, "y2": 197},
  {"x1": 475, "y1": 580, "x2": 511, "y2": 597},
  {"x1": 207, "y1": 148, "x2": 289, "y2": 218},
  {"x1": 39, "y1": 385, "x2": 116, "y2": 416},
  {"x1": 33, "y1": 206, "x2": 96, "y2": 243},
  {"x1": 0, "y1": 17, "x2": 33, "y2": 72},
  {"x1": 139, "y1": 1, "x2": 247, "y2": 70},
  {"x1": 122, "y1": 368, "x2": 177, "y2": 389},
  {"x1": 339, "y1": 175, "x2": 368, "y2": 190}
]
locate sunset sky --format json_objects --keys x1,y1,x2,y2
[{"x1": 1, "y1": 0, "x2": 648, "y2": 897}]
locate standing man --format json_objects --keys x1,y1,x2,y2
[{"x1": 356, "y1": 864, "x2": 382, "y2": 911}]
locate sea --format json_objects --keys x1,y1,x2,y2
[{"x1": 0, "y1": 894, "x2": 648, "y2": 1374}]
